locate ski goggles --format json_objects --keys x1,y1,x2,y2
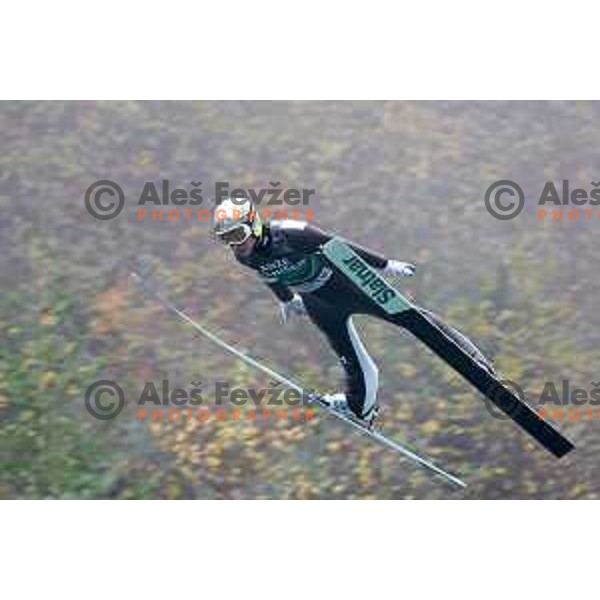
[{"x1": 215, "y1": 224, "x2": 253, "y2": 246}]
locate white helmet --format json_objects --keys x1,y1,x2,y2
[{"x1": 213, "y1": 197, "x2": 263, "y2": 245}]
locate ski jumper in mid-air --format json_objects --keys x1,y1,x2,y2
[{"x1": 213, "y1": 197, "x2": 490, "y2": 425}]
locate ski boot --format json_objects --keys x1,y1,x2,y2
[
  {"x1": 321, "y1": 393, "x2": 380, "y2": 429},
  {"x1": 361, "y1": 404, "x2": 381, "y2": 430}
]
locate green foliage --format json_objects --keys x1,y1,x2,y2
[{"x1": 1, "y1": 284, "x2": 104, "y2": 497}]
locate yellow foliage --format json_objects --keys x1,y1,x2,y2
[
  {"x1": 421, "y1": 420, "x2": 441, "y2": 436},
  {"x1": 205, "y1": 456, "x2": 222, "y2": 469},
  {"x1": 40, "y1": 310, "x2": 57, "y2": 327},
  {"x1": 93, "y1": 284, "x2": 128, "y2": 334},
  {"x1": 40, "y1": 371, "x2": 58, "y2": 389},
  {"x1": 399, "y1": 363, "x2": 418, "y2": 379},
  {"x1": 326, "y1": 440, "x2": 343, "y2": 452}
]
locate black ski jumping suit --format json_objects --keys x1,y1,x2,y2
[{"x1": 235, "y1": 219, "x2": 482, "y2": 419}]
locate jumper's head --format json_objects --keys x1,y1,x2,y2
[{"x1": 213, "y1": 197, "x2": 263, "y2": 246}]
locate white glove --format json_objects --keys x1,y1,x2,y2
[
  {"x1": 279, "y1": 293, "x2": 307, "y2": 324},
  {"x1": 384, "y1": 260, "x2": 416, "y2": 277}
]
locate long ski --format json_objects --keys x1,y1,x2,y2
[
  {"x1": 131, "y1": 272, "x2": 467, "y2": 489},
  {"x1": 322, "y1": 237, "x2": 575, "y2": 458}
]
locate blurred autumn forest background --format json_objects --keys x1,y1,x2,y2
[{"x1": 2, "y1": 100, "x2": 599, "y2": 499}]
